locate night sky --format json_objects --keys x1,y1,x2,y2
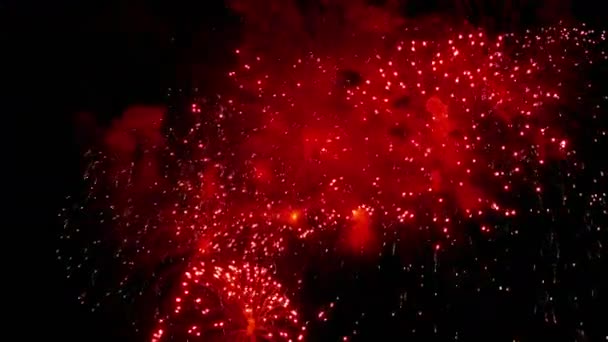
[{"x1": 10, "y1": 1, "x2": 608, "y2": 341}]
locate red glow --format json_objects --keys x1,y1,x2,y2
[
  {"x1": 62, "y1": 20, "x2": 605, "y2": 342},
  {"x1": 343, "y1": 207, "x2": 375, "y2": 253}
]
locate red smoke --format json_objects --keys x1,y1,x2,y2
[{"x1": 104, "y1": 105, "x2": 166, "y2": 193}]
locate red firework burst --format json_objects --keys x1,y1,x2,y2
[
  {"x1": 59, "y1": 17, "x2": 607, "y2": 340},
  {"x1": 178, "y1": 23, "x2": 602, "y2": 252},
  {"x1": 152, "y1": 261, "x2": 305, "y2": 342}
]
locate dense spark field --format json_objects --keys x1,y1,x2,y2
[
  {"x1": 151, "y1": 261, "x2": 304, "y2": 341},
  {"x1": 60, "y1": 22, "x2": 608, "y2": 341}
]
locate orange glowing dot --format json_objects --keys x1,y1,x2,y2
[{"x1": 290, "y1": 211, "x2": 299, "y2": 222}]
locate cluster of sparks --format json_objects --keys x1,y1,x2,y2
[
  {"x1": 151, "y1": 261, "x2": 304, "y2": 341},
  {"x1": 60, "y1": 21, "x2": 607, "y2": 341}
]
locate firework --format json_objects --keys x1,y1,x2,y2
[
  {"x1": 151, "y1": 261, "x2": 305, "y2": 342},
  {"x1": 185, "y1": 23, "x2": 605, "y2": 249},
  {"x1": 60, "y1": 18, "x2": 607, "y2": 340}
]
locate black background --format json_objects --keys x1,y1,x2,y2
[{"x1": 7, "y1": 1, "x2": 607, "y2": 340}]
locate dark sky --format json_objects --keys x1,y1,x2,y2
[{"x1": 7, "y1": 1, "x2": 607, "y2": 340}]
